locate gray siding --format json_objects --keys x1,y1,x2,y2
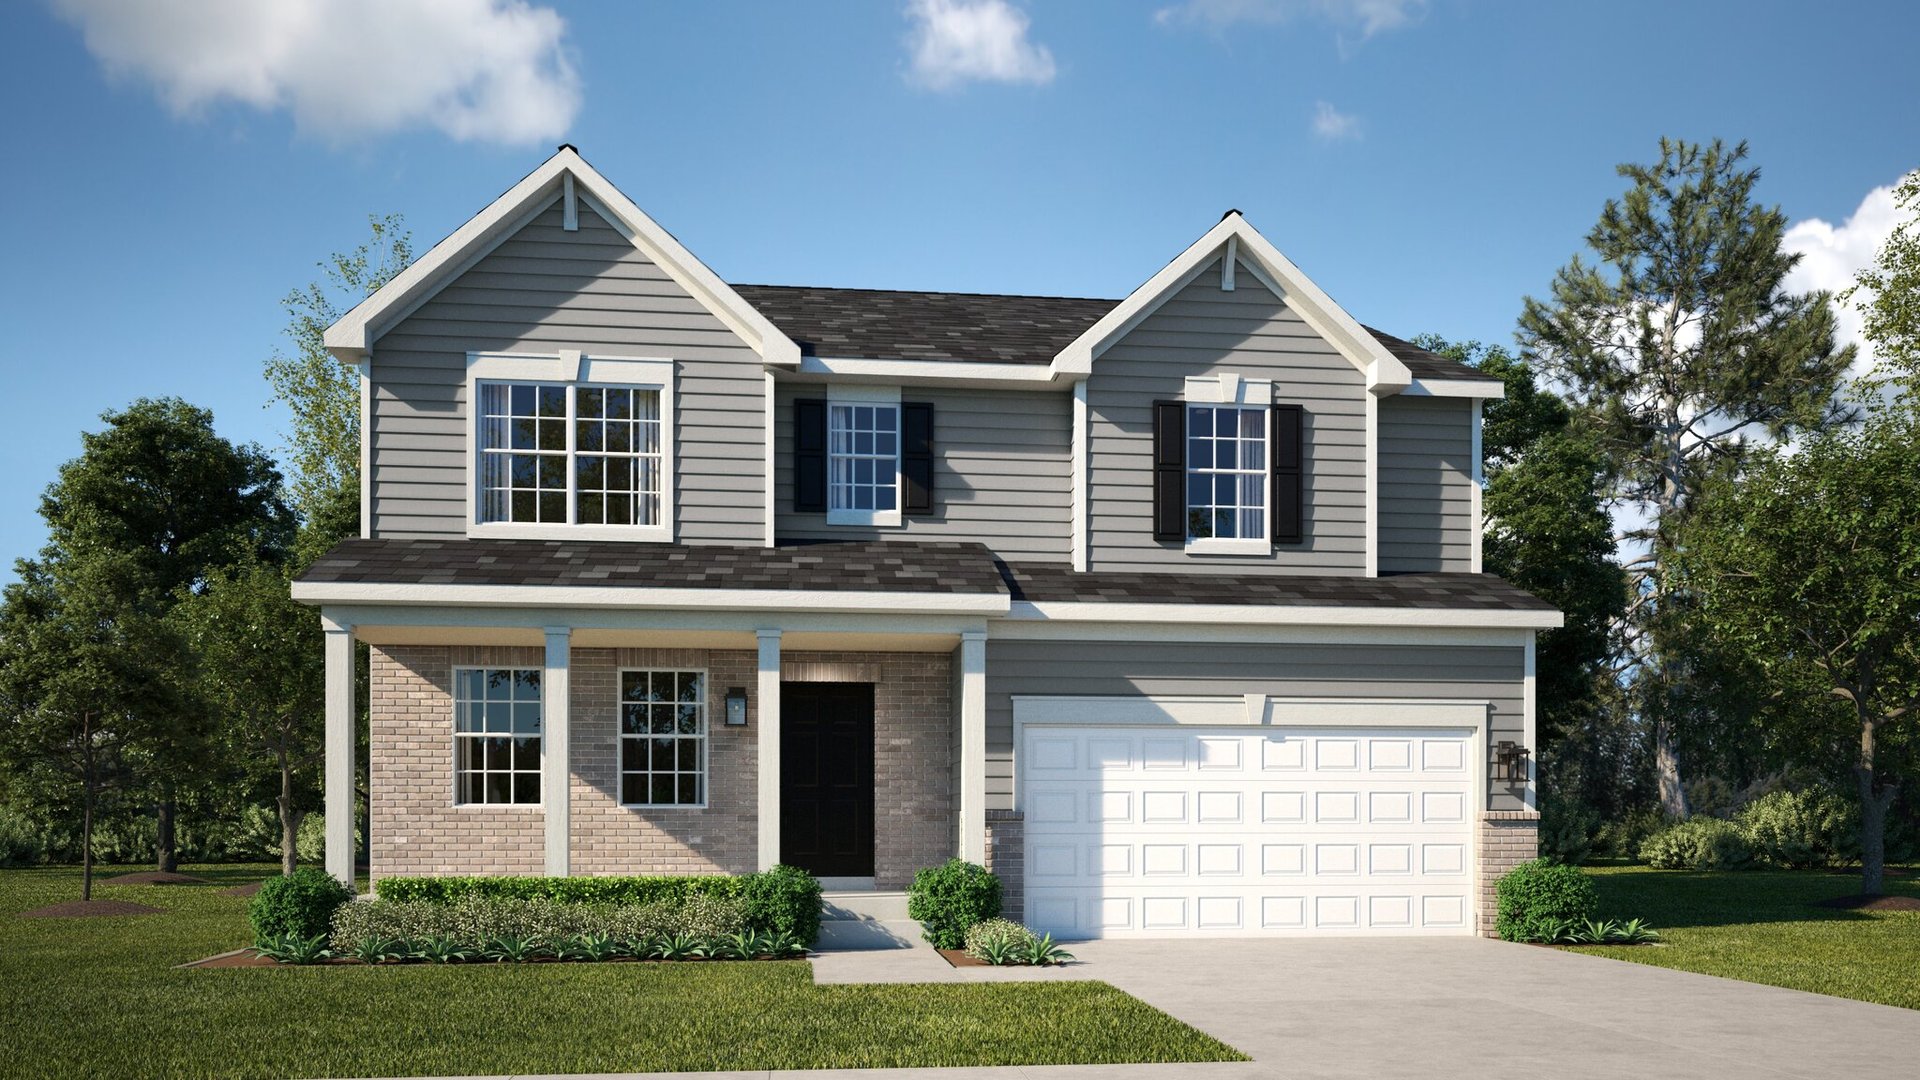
[
  {"x1": 1086, "y1": 258, "x2": 1368, "y2": 575},
  {"x1": 1378, "y1": 397, "x2": 1475, "y2": 573},
  {"x1": 367, "y1": 201, "x2": 765, "y2": 543},
  {"x1": 984, "y1": 638, "x2": 1527, "y2": 812},
  {"x1": 772, "y1": 382, "x2": 1072, "y2": 561}
]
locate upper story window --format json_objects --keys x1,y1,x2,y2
[
  {"x1": 830, "y1": 402, "x2": 900, "y2": 521},
  {"x1": 467, "y1": 353, "x2": 673, "y2": 541},
  {"x1": 453, "y1": 667, "x2": 542, "y2": 806},
  {"x1": 793, "y1": 388, "x2": 933, "y2": 525},
  {"x1": 1152, "y1": 375, "x2": 1303, "y2": 555},
  {"x1": 1186, "y1": 403, "x2": 1268, "y2": 547}
]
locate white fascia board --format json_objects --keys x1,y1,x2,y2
[
  {"x1": 1013, "y1": 694, "x2": 1490, "y2": 729},
  {"x1": 1000, "y1": 599, "x2": 1563, "y2": 629},
  {"x1": 292, "y1": 580, "x2": 1010, "y2": 616},
  {"x1": 1050, "y1": 213, "x2": 1413, "y2": 392},
  {"x1": 323, "y1": 148, "x2": 800, "y2": 367},
  {"x1": 1400, "y1": 378, "x2": 1506, "y2": 399},
  {"x1": 794, "y1": 356, "x2": 1074, "y2": 389},
  {"x1": 316, "y1": 602, "x2": 991, "y2": 638},
  {"x1": 986, "y1": 619, "x2": 1532, "y2": 648}
]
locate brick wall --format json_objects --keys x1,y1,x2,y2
[
  {"x1": 985, "y1": 809, "x2": 1024, "y2": 923},
  {"x1": 1476, "y1": 810, "x2": 1540, "y2": 937}
]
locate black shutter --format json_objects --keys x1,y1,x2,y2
[
  {"x1": 794, "y1": 398, "x2": 827, "y2": 512},
  {"x1": 901, "y1": 403, "x2": 935, "y2": 515},
  {"x1": 1152, "y1": 400, "x2": 1186, "y2": 541},
  {"x1": 1271, "y1": 403, "x2": 1304, "y2": 544}
]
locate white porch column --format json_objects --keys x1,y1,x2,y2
[
  {"x1": 543, "y1": 626, "x2": 572, "y2": 877},
  {"x1": 959, "y1": 630, "x2": 988, "y2": 864},
  {"x1": 756, "y1": 629, "x2": 782, "y2": 871},
  {"x1": 322, "y1": 617, "x2": 356, "y2": 891}
]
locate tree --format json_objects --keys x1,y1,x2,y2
[
  {"x1": 1519, "y1": 138, "x2": 1856, "y2": 817},
  {"x1": 34, "y1": 398, "x2": 293, "y2": 870},
  {"x1": 1675, "y1": 412, "x2": 1920, "y2": 894},
  {"x1": 174, "y1": 561, "x2": 324, "y2": 874},
  {"x1": 265, "y1": 214, "x2": 412, "y2": 521},
  {"x1": 0, "y1": 558, "x2": 187, "y2": 900},
  {"x1": 1846, "y1": 170, "x2": 1920, "y2": 396}
]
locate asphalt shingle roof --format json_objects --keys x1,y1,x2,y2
[
  {"x1": 730, "y1": 282, "x2": 1498, "y2": 382},
  {"x1": 297, "y1": 538, "x2": 1010, "y2": 594},
  {"x1": 996, "y1": 561, "x2": 1556, "y2": 611}
]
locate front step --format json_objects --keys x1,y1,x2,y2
[
  {"x1": 815, "y1": 918, "x2": 921, "y2": 951},
  {"x1": 820, "y1": 890, "x2": 911, "y2": 923}
]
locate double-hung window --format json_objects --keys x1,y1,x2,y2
[
  {"x1": 619, "y1": 669, "x2": 707, "y2": 807},
  {"x1": 453, "y1": 668, "x2": 542, "y2": 805},
  {"x1": 469, "y1": 353, "x2": 673, "y2": 540},
  {"x1": 1185, "y1": 403, "x2": 1269, "y2": 549},
  {"x1": 826, "y1": 388, "x2": 902, "y2": 526}
]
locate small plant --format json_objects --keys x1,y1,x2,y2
[
  {"x1": 253, "y1": 932, "x2": 332, "y2": 965},
  {"x1": 1022, "y1": 933, "x2": 1074, "y2": 966},
  {"x1": 907, "y1": 859, "x2": 1002, "y2": 950},
  {"x1": 1611, "y1": 918, "x2": 1662, "y2": 944},
  {"x1": 1495, "y1": 859, "x2": 1599, "y2": 943},
  {"x1": 563, "y1": 932, "x2": 620, "y2": 962},
  {"x1": 417, "y1": 936, "x2": 472, "y2": 964},
  {"x1": 709, "y1": 931, "x2": 757, "y2": 960},
  {"x1": 482, "y1": 933, "x2": 544, "y2": 963},
  {"x1": 963, "y1": 917, "x2": 1037, "y2": 959},
  {"x1": 345, "y1": 935, "x2": 407, "y2": 965},
  {"x1": 974, "y1": 936, "x2": 1023, "y2": 965},
  {"x1": 249, "y1": 867, "x2": 352, "y2": 945},
  {"x1": 765, "y1": 929, "x2": 808, "y2": 958},
  {"x1": 1640, "y1": 817, "x2": 1752, "y2": 870},
  {"x1": 656, "y1": 931, "x2": 703, "y2": 961}
]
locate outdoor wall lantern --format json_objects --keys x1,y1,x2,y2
[
  {"x1": 724, "y1": 687, "x2": 749, "y2": 726},
  {"x1": 1494, "y1": 740, "x2": 1531, "y2": 781}
]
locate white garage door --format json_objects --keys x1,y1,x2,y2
[{"x1": 1022, "y1": 724, "x2": 1477, "y2": 937}]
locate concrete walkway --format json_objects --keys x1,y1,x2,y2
[{"x1": 400, "y1": 936, "x2": 1920, "y2": 1080}]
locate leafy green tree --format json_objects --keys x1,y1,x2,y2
[
  {"x1": 265, "y1": 214, "x2": 412, "y2": 522},
  {"x1": 173, "y1": 561, "x2": 324, "y2": 874},
  {"x1": 32, "y1": 398, "x2": 292, "y2": 870},
  {"x1": 0, "y1": 558, "x2": 187, "y2": 899},
  {"x1": 1846, "y1": 170, "x2": 1920, "y2": 397},
  {"x1": 1675, "y1": 412, "x2": 1920, "y2": 894},
  {"x1": 1519, "y1": 138, "x2": 1856, "y2": 816}
]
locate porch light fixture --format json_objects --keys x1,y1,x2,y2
[
  {"x1": 724, "y1": 687, "x2": 748, "y2": 726},
  {"x1": 1494, "y1": 740, "x2": 1531, "y2": 782}
]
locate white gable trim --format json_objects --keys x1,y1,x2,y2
[
  {"x1": 1049, "y1": 212, "x2": 1413, "y2": 393},
  {"x1": 323, "y1": 148, "x2": 800, "y2": 368}
]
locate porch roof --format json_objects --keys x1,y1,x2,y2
[{"x1": 996, "y1": 561, "x2": 1558, "y2": 612}]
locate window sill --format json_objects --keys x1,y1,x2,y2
[
  {"x1": 1185, "y1": 537, "x2": 1272, "y2": 556},
  {"x1": 451, "y1": 802, "x2": 545, "y2": 810},
  {"x1": 825, "y1": 509, "x2": 903, "y2": 528},
  {"x1": 468, "y1": 522, "x2": 672, "y2": 542},
  {"x1": 619, "y1": 803, "x2": 709, "y2": 812}
]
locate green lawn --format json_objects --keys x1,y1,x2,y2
[
  {"x1": 1581, "y1": 864, "x2": 1920, "y2": 1009},
  {"x1": 0, "y1": 864, "x2": 1243, "y2": 1079}
]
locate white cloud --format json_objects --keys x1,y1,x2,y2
[
  {"x1": 1781, "y1": 178, "x2": 1912, "y2": 378},
  {"x1": 905, "y1": 0, "x2": 1057, "y2": 91},
  {"x1": 52, "y1": 0, "x2": 580, "y2": 145},
  {"x1": 1311, "y1": 100, "x2": 1361, "y2": 141},
  {"x1": 1155, "y1": 0, "x2": 1428, "y2": 41}
]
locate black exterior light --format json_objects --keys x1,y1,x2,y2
[
  {"x1": 724, "y1": 687, "x2": 749, "y2": 726},
  {"x1": 1494, "y1": 740, "x2": 1531, "y2": 781}
]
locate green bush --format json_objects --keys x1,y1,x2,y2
[
  {"x1": 0, "y1": 805, "x2": 46, "y2": 868},
  {"x1": 1537, "y1": 794, "x2": 1600, "y2": 865},
  {"x1": 738, "y1": 864, "x2": 823, "y2": 945},
  {"x1": 1639, "y1": 816, "x2": 1752, "y2": 870},
  {"x1": 963, "y1": 917, "x2": 1037, "y2": 959},
  {"x1": 1494, "y1": 859, "x2": 1598, "y2": 942},
  {"x1": 1595, "y1": 806, "x2": 1671, "y2": 861},
  {"x1": 330, "y1": 894, "x2": 748, "y2": 951},
  {"x1": 250, "y1": 867, "x2": 353, "y2": 944},
  {"x1": 906, "y1": 859, "x2": 1001, "y2": 949},
  {"x1": 1736, "y1": 789, "x2": 1859, "y2": 869}
]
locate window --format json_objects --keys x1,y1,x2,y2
[
  {"x1": 478, "y1": 381, "x2": 664, "y2": 531},
  {"x1": 453, "y1": 668, "x2": 542, "y2": 805},
  {"x1": 828, "y1": 401, "x2": 900, "y2": 524},
  {"x1": 619, "y1": 669, "x2": 706, "y2": 807},
  {"x1": 1186, "y1": 403, "x2": 1268, "y2": 547}
]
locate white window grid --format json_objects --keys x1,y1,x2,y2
[
  {"x1": 619, "y1": 669, "x2": 707, "y2": 808},
  {"x1": 452, "y1": 667, "x2": 543, "y2": 805},
  {"x1": 1186, "y1": 404, "x2": 1269, "y2": 541},
  {"x1": 477, "y1": 381, "x2": 663, "y2": 528},
  {"x1": 828, "y1": 403, "x2": 899, "y2": 514}
]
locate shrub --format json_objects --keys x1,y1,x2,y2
[
  {"x1": 963, "y1": 917, "x2": 1037, "y2": 959},
  {"x1": 250, "y1": 867, "x2": 353, "y2": 944},
  {"x1": 1737, "y1": 789, "x2": 1859, "y2": 869},
  {"x1": 328, "y1": 894, "x2": 748, "y2": 953},
  {"x1": 1595, "y1": 806, "x2": 1670, "y2": 860},
  {"x1": 1537, "y1": 794, "x2": 1600, "y2": 865},
  {"x1": 1494, "y1": 859, "x2": 1598, "y2": 943},
  {"x1": 0, "y1": 805, "x2": 45, "y2": 868},
  {"x1": 906, "y1": 859, "x2": 1001, "y2": 949},
  {"x1": 738, "y1": 864, "x2": 823, "y2": 945},
  {"x1": 1639, "y1": 817, "x2": 1752, "y2": 870},
  {"x1": 375, "y1": 873, "x2": 747, "y2": 906}
]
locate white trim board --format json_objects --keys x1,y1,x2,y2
[
  {"x1": 295, "y1": 581, "x2": 1009, "y2": 615},
  {"x1": 1011, "y1": 694, "x2": 1491, "y2": 729},
  {"x1": 1403, "y1": 378, "x2": 1505, "y2": 399},
  {"x1": 1002, "y1": 599, "x2": 1563, "y2": 629}
]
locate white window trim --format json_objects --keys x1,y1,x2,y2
[
  {"x1": 616, "y1": 666, "x2": 710, "y2": 810},
  {"x1": 464, "y1": 351, "x2": 676, "y2": 542},
  {"x1": 825, "y1": 384, "x2": 903, "y2": 528},
  {"x1": 1181, "y1": 378, "x2": 1275, "y2": 556},
  {"x1": 450, "y1": 665, "x2": 546, "y2": 809}
]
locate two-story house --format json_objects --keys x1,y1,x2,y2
[{"x1": 293, "y1": 147, "x2": 1560, "y2": 938}]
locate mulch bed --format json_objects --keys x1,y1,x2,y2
[
  {"x1": 1813, "y1": 894, "x2": 1920, "y2": 912},
  {"x1": 938, "y1": 948, "x2": 989, "y2": 967},
  {"x1": 101, "y1": 871, "x2": 209, "y2": 886},
  {"x1": 18, "y1": 899, "x2": 164, "y2": 918},
  {"x1": 218, "y1": 881, "x2": 265, "y2": 898}
]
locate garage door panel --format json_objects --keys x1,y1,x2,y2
[{"x1": 1023, "y1": 723, "x2": 1476, "y2": 938}]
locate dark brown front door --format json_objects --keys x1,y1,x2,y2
[{"x1": 780, "y1": 682, "x2": 876, "y2": 878}]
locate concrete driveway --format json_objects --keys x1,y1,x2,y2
[{"x1": 1063, "y1": 936, "x2": 1920, "y2": 1079}]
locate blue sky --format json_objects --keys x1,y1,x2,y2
[{"x1": 1, "y1": 0, "x2": 1915, "y2": 577}]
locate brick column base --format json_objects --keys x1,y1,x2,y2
[
  {"x1": 1476, "y1": 810, "x2": 1540, "y2": 937},
  {"x1": 985, "y1": 809, "x2": 1025, "y2": 924}
]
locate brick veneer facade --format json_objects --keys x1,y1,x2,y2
[
  {"x1": 985, "y1": 809, "x2": 1025, "y2": 923},
  {"x1": 367, "y1": 644, "x2": 954, "y2": 888},
  {"x1": 1476, "y1": 810, "x2": 1541, "y2": 937}
]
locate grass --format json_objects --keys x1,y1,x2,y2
[
  {"x1": 1580, "y1": 864, "x2": 1920, "y2": 1009},
  {"x1": 0, "y1": 864, "x2": 1244, "y2": 1079}
]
